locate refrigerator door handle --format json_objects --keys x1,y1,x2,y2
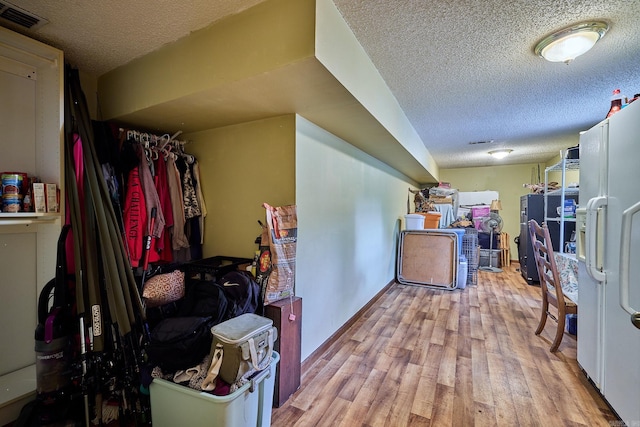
[
  {"x1": 620, "y1": 200, "x2": 640, "y2": 329},
  {"x1": 586, "y1": 196, "x2": 607, "y2": 282}
]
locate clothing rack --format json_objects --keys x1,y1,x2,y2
[
  {"x1": 112, "y1": 125, "x2": 206, "y2": 266},
  {"x1": 118, "y1": 128, "x2": 194, "y2": 163}
]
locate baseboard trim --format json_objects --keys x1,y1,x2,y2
[{"x1": 301, "y1": 279, "x2": 396, "y2": 374}]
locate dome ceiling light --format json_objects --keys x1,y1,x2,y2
[
  {"x1": 488, "y1": 149, "x2": 513, "y2": 159},
  {"x1": 534, "y1": 21, "x2": 609, "y2": 64}
]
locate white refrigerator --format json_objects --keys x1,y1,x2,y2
[{"x1": 577, "y1": 99, "x2": 640, "y2": 424}]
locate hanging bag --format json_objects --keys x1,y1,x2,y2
[{"x1": 261, "y1": 203, "x2": 297, "y2": 305}]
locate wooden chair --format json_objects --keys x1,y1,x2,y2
[{"x1": 528, "y1": 219, "x2": 578, "y2": 352}]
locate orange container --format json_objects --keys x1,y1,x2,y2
[{"x1": 417, "y1": 212, "x2": 441, "y2": 229}]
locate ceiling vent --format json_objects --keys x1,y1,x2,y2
[
  {"x1": 0, "y1": 1, "x2": 48, "y2": 30},
  {"x1": 468, "y1": 139, "x2": 495, "y2": 145}
]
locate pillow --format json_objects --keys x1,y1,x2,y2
[{"x1": 142, "y1": 270, "x2": 185, "y2": 308}]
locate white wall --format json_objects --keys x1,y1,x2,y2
[
  {"x1": 295, "y1": 115, "x2": 417, "y2": 360},
  {"x1": 315, "y1": 0, "x2": 438, "y2": 181}
]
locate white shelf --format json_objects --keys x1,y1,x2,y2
[
  {"x1": 0, "y1": 364, "x2": 36, "y2": 426},
  {"x1": 547, "y1": 158, "x2": 580, "y2": 172},
  {"x1": 547, "y1": 187, "x2": 579, "y2": 196},
  {"x1": 545, "y1": 216, "x2": 577, "y2": 223},
  {"x1": 0, "y1": 212, "x2": 61, "y2": 225}
]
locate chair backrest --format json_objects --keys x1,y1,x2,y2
[{"x1": 528, "y1": 219, "x2": 564, "y2": 305}]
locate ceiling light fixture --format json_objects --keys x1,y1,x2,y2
[
  {"x1": 535, "y1": 21, "x2": 608, "y2": 64},
  {"x1": 488, "y1": 149, "x2": 512, "y2": 159}
]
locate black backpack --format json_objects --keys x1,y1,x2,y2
[
  {"x1": 146, "y1": 278, "x2": 230, "y2": 372},
  {"x1": 177, "y1": 279, "x2": 229, "y2": 325},
  {"x1": 217, "y1": 270, "x2": 261, "y2": 319}
]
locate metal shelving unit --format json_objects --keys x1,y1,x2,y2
[{"x1": 544, "y1": 152, "x2": 580, "y2": 253}]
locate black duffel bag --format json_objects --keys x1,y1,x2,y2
[{"x1": 146, "y1": 316, "x2": 213, "y2": 372}]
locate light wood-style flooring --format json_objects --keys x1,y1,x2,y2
[{"x1": 271, "y1": 264, "x2": 618, "y2": 426}]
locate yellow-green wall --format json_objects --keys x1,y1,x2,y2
[
  {"x1": 183, "y1": 115, "x2": 296, "y2": 258},
  {"x1": 439, "y1": 163, "x2": 549, "y2": 261},
  {"x1": 98, "y1": 0, "x2": 315, "y2": 121}
]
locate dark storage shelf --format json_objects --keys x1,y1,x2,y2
[{"x1": 182, "y1": 255, "x2": 253, "y2": 281}]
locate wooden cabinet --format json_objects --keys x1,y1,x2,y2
[{"x1": 264, "y1": 296, "x2": 302, "y2": 407}]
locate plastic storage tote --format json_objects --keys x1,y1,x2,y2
[
  {"x1": 150, "y1": 352, "x2": 280, "y2": 427},
  {"x1": 404, "y1": 214, "x2": 424, "y2": 230},
  {"x1": 417, "y1": 212, "x2": 442, "y2": 229}
]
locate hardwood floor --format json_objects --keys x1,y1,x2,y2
[{"x1": 271, "y1": 264, "x2": 618, "y2": 426}]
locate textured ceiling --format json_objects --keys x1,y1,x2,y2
[
  {"x1": 333, "y1": 0, "x2": 640, "y2": 168},
  {"x1": 2, "y1": 0, "x2": 640, "y2": 169},
  {"x1": 0, "y1": 0, "x2": 266, "y2": 75}
]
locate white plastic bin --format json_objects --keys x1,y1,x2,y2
[
  {"x1": 404, "y1": 214, "x2": 424, "y2": 230},
  {"x1": 150, "y1": 352, "x2": 279, "y2": 427}
]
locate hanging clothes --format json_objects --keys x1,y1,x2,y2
[
  {"x1": 112, "y1": 129, "x2": 207, "y2": 265},
  {"x1": 123, "y1": 166, "x2": 148, "y2": 268},
  {"x1": 176, "y1": 155, "x2": 201, "y2": 220},
  {"x1": 166, "y1": 154, "x2": 190, "y2": 251},
  {"x1": 154, "y1": 155, "x2": 174, "y2": 263},
  {"x1": 192, "y1": 160, "x2": 207, "y2": 245},
  {"x1": 176, "y1": 156, "x2": 204, "y2": 259},
  {"x1": 138, "y1": 152, "x2": 166, "y2": 239}
]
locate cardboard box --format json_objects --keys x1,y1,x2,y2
[
  {"x1": 45, "y1": 183, "x2": 58, "y2": 213},
  {"x1": 428, "y1": 195, "x2": 452, "y2": 204},
  {"x1": 32, "y1": 183, "x2": 46, "y2": 213}
]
